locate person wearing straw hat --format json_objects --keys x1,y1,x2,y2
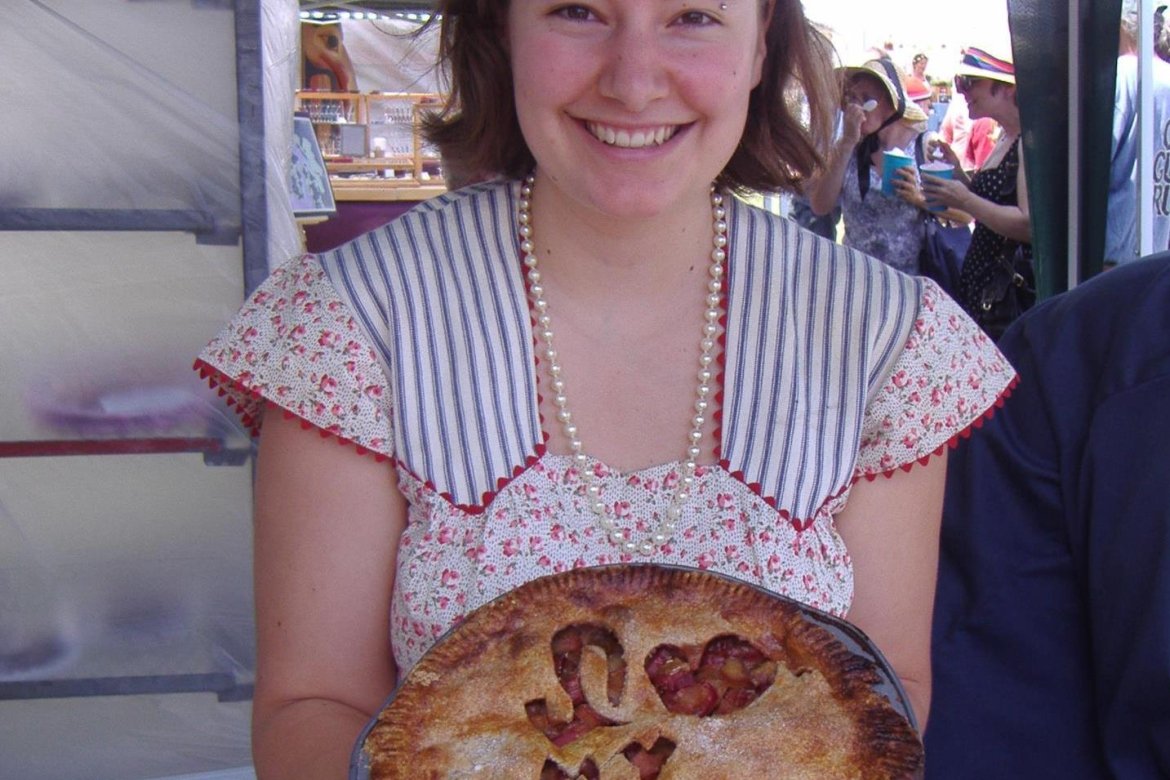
[
  {"x1": 805, "y1": 59, "x2": 937, "y2": 275},
  {"x1": 917, "y1": 46, "x2": 1033, "y2": 338}
]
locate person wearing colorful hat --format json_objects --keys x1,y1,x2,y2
[
  {"x1": 917, "y1": 46, "x2": 1034, "y2": 337},
  {"x1": 904, "y1": 74, "x2": 941, "y2": 133},
  {"x1": 926, "y1": 18, "x2": 1170, "y2": 777},
  {"x1": 805, "y1": 59, "x2": 944, "y2": 276}
]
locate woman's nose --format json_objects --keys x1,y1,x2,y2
[{"x1": 597, "y1": 28, "x2": 669, "y2": 112}]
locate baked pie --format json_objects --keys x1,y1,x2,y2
[{"x1": 357, "y1": 565, "x2": 923, "y2": 779}]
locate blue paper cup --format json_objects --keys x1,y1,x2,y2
[
  {"x1": 920, "y1": 161, "x2": 954, "y2": 212},
  {"x1": 881, "y1": 150, "x2": 915, "y2": 195}
]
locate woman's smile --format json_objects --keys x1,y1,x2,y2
[{"x1": 584, "y1": 120, "x2": 684, "y2": 148}]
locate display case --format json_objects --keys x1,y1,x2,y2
[{"x1": 294, "y1": 90, "x2": 448, "y2": 201}]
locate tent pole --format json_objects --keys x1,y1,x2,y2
[{"x1": 1067, "y1": 0, "x2": 1082, "y2": 288}]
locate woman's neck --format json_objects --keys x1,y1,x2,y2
[
  {"x1": 524, "y1": 177, "x2": 717, "y2": 295},
  {"x1": 994, "y1": 106, "x2": 1021, "y2": 138}
]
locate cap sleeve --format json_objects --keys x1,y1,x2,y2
[
  {"x1": 193, "y1": 253, "x2": 394, "y2": 459},
  {"x1": 856, "y1": 280, "x2": 1016, "y2": 479}
]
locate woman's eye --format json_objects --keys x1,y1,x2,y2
[
  {"x1": 553, "y1": 4, "x2": 596, "y2": 21},
  {"x1": 675, "y1": 9, "x2": 716, "y2": 26}
]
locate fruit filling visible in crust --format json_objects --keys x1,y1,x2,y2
[
  {"x1": 540, "y1": 757, "x2": 599, "y2": 779},
  {"x1": 622, "y1": 737, "x2": 677, "y2": 778},
  {"x1": 526, "y1": 624, "x2": 627, "y2": 747},
  {"x1": 646, "y1": 634, "x2": 778, "y2": 716},
  {"x1": 539, "y1": 739, "x2": 678, "y2": 780},
  {"x1": 534, "y1": 630, "x2": 775, "y2": 779}
]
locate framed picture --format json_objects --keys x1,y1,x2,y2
[{"x1": 290, "y1": 113, "x2": 337, "y2": 218}]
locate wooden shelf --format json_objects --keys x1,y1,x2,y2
[
  {"x1": 296, "y1": 90, "x2": 448, "y2": 200},
  {"x1": 323, "y1": 156, "x2": 414, "y2": 172},
  {"x1": 330, "y1": 182, "x2": 448, "y2": 202}
]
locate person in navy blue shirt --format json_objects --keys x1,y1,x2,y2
[{"x1": 926, "y1": 254, "x2": 1170, "y2": 778}]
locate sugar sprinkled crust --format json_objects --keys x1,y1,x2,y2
[{"x1": 362, "y1": 565, "x2": 923, "y2": 780}]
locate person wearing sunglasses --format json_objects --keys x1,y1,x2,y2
[{"x1": 916, "y1": 47, "x2": 1033, "y2": 337}]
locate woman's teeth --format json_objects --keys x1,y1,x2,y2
[{"x1": 587, "y1": 122, "x2": 677, "y2": 148}]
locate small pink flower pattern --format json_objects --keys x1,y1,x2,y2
[
  {"x1": 196, "y1": 254, "x2": 394, "y2": 457},
  {"x1": 854, "y1": 281, "x2": 1014, "y2": 480},
  {"x1": 389, "y1": 457, "x2": 853, "y2": 672}
]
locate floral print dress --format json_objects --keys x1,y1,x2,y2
[{"x1": 197, "y1": 182, "x2": 1016, "y2": 675}]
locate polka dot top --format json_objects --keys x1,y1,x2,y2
[{"x1": 957, "y1": 138, "x2": 1033, "y2": 315}]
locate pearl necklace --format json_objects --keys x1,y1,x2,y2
[{"x1": 517, "y1": 174, "x2": 727, "y2": 556}]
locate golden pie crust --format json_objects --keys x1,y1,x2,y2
[{"x1": 361, "y1": 565, "x2": 923, "y2": 779}]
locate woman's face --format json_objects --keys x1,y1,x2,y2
[
  {"x1": 960, "y1": 77, "x2": 1014, "y2": 123},
  {"x1": 846, "y1": 73, "x2": 894, "y2": 136},
  {"x1": 507, "y1": 0, "x2": 769, "y2": 220}
]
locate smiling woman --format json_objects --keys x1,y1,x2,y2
[
  {"x1": 506, "y1": 0, "x2": 770, "y2": 219},
  {"x1": 197, "y1": 0, "x2": 1018, "y2": 776},
  {"x1": 425, "y1": 0, "x2": 840, "y2": 194}
]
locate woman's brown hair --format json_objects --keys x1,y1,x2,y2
[{"x1": 422, "y1": 0, "x2": 839, "y2": 194}]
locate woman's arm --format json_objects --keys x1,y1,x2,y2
[
  {"x1": 835, "y1": 453, "x2": 947, "y2": 731},
  {"x1": 920, "y1": 161, "x2": 1031, "y2": 244},
  {"x1": 251, "y1": 407, "x2": 408, "y2": 779},
  {"x1": 805, "y1": 104, "x2": 866, "y2": 217},
  {"x1": 892, "y1": 167, "x2": 973, "y2": 225}
]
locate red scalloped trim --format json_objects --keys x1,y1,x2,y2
[
  {"x1": 392, "y1": 445, "x2": 547, "y2": 517},
  {"x1": 193, "y1": 358, "x2": 265, "y2": 436},
  {"x1": 854, "y1": 372, "x2": 1019, "y2": 483},
  {"x1": 718, "y1": 373, "x2": 1020, "y2": 530},
  {"x1": 192, "y1": 357, "x2": 393, "y2": 463},
  {"x1": 196, "y1": 357, "x2": 549, "y2": 514},
  {"x1": 719, "y1": 458, "x2": 845, "y2": 533},
  {"x1": 711, "y1": 224, "x2": 729, "y2": 464}
]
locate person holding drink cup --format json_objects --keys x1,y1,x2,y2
[
  {"x1": 911, "y1": 47, "x2": 1033, "y2": 336},
  {"x1": 806, "y1": 59, "x2": 958, "y2": 275},
  {"x1": 917, "y1": 160, "x2": 954, "y2": 210}
]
